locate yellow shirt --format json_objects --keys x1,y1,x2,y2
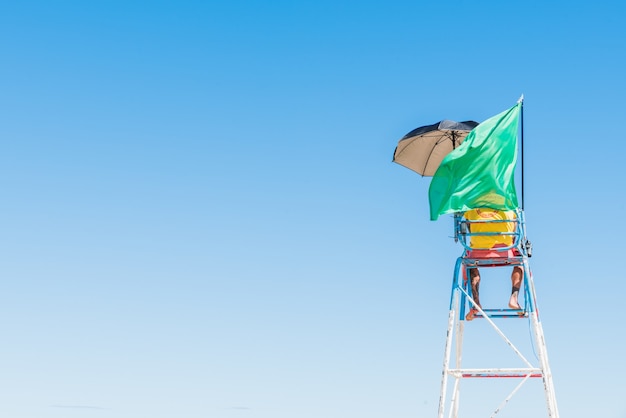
[{"x1": 464, "y1": 209, "x2": 517, "y2": 249}]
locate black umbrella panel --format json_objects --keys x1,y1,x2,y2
[{"x1": 393, "y1": 119, "x2": 479, "y2": 177}]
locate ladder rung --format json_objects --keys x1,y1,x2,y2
[
  {"x1": 461, "y1": 373, "x2": 543, "y2": 378},
  {"x1": 469, "y1": 307, "x2": 528, "y2": 319},
  {"x1": 482, "y1": 308, "x2": 524, "y2": 312},
  {"x1": 448, "y1": 368, "x2": 543, "y2": 378},
  {"x1": 472, "y1": 313, "x2": 528, "y2": 319}
]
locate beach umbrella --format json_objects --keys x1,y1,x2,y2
[{"x1": 393, "y1": 119, "x2": 479, "y2": 176}]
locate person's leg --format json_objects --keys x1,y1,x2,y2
[
  {"x1": 466, "y1": 268, "x2": 481, "y2": 321},
  {"x1": 508, "y1": 266, "x2": 523, "y2": 309},
  {"x1": 469, "y1": 268, "x2": 481, "y2": 308}
]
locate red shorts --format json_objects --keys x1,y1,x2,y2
[{"x1": 465, "y1": 243, "x2": 521, "y2": 259}]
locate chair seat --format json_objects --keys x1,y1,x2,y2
[{"x1": 465, "y1": 247, "x2": 520, "y2": 259}]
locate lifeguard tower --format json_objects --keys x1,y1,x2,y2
[
  {"x1": 437, "y1": 209, "x2": 559, "y2": 417},
  {"x1": 391, "y1": 99, "x2": 559, "y2": 417}
]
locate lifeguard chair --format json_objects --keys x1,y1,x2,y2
[{"x1": 437, "y1": 209, "x2": 559, "y2": 417}]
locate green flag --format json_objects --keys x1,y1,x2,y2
[{"x1": 428, "y1": 103, "x2": 521, "y2": 221}]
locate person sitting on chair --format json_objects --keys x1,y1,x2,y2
[{"x1": 464, "y1": 208, "x2": 522, "y2": 321}]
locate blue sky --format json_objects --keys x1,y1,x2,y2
[{"x1": 1, "y1": 1, "x2": 625, "y2": 417}]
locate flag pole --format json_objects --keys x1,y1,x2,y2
[{"x1": 518, "y1": 94, "x2": 525, "y2": 210}]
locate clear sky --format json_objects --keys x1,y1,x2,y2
[{"x1": 1, "y1": 1, "x2": 625, "y2": 417}]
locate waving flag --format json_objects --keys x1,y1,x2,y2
[{"x1": 428, "y1": 103, "x2": 521, "y2": 221}]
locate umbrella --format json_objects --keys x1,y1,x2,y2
[{"x1": 393, "y1": 119, "x2": 479, "y2": 176}]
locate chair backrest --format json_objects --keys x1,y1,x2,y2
[{"x1": 454, "y1": 208, "x2": 526, "y2": 254}]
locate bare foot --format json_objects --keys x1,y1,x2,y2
[
  {"x1": 508, "y1": 299, "x2": 521, "y2": 310},
  {"x1": 465, "y1": 308, "x2": 479, "y2": 321}
]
